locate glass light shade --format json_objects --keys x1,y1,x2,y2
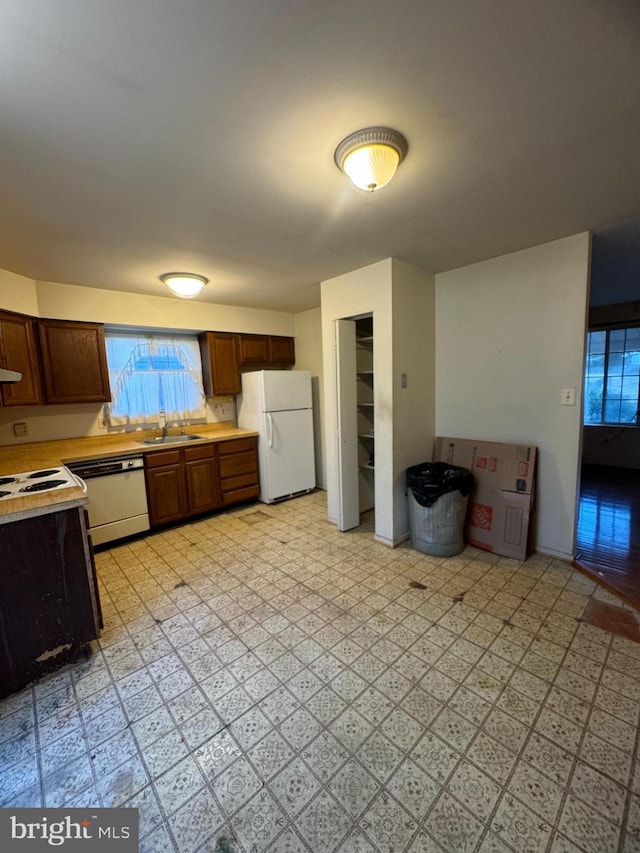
[
  {"x1": 160, "y1": 273, "x2": 208, "y2": 298},
  {"x1": 342, "y1": 143, "x2": 401, "y2": 192}
]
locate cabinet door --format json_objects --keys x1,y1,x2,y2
[
  {"x1": 145, "y1": 464, "x2": 188, "y2": 526},
  {"x1": 185, "y1": 457, "x2": 221, "y2": 515},
  {"x1": 38, "y1": 319, "x2": 111, "y2": 404},
  {"x1": 268, "y1": 336, "x2": 295, "y2": 365},
  {"x1": 0, "y1": 311, "x2": 44, "y2": 406},
  {"x1": 199, "y1": 332, "x2": 241, "y2": 395},
  {"x1": 237, "y1": 334, "x2": 269, "y2": 365}
]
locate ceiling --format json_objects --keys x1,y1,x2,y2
[{"x1": 1, "y1": 0, "x2": 640, "y2": 313}]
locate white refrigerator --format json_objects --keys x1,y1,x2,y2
[{"x1": 237, "y1": 370, "x2": 316, "y2": 503}]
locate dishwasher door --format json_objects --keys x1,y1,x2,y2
[{"x1": 85, "y1": 468, "x2": 150, "y2": 546}]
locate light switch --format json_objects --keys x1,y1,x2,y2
[
  {"x1": 561, "y1": 387, "x2": 576, "y2": 406},
  {"x1": 400, "y1": 373, "x2": 408, "y2": 389}
]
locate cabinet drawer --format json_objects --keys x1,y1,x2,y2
[
  {"x1": 184, "y1": 444, "x2": 215, "y2": 462},
  {"x1": 221, "y1": 472, "x2": 258, "y2": 493},
  {"x1": 218, "y1": 437, "x2": 256, "y2": 456},
  {"x1": 219, "y1": 451, "x2": 257, "y2": 479},
  {"x1": 145, "y1": 449, "x2": 182, "y2": 468},
  {"x1": 222, "y1": 485, "x2": 260, "y2": 505}
]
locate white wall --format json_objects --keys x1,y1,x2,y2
[
  {"x1": 321, "y1": 258, "x2": 436, "y2": 546},
  {"x1": 294, "y1": 307, "x2": 325, "y2": 488},
  {"x1": 435, "y1": 233, "x2": 591, "y2": 559},
  {"x1": 35, "y1": 281, "x2": 295, "y2": 335},
  {"x1": 0, "y1": 270, "x2": 39, "y2": 315},
  {"x1": 391, "y1": 259, "x2": 436, "y2": 538}
]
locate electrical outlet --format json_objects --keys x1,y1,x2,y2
[
  {"x1": 400, "y1": 373, "x2": 408, "y2": 389},
  {"x1": 561, "y1": 387, "x2": 576, "y2": 406},
  {"x1": 13, "y1": 422, "x2": 28, "y2": 437}
]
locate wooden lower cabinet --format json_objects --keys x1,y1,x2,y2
[
  {"x1": 219, "y1": 436, "x2": 260, "y2": 504},
  {"x1": 0, "y1": 506, "x2": 102, "y2": 699},
  {"x1": 145, "y1": 438, "x2": 259, "y2": 527},
  {"x1": 145, "y1": 442, "x2": 230, "y2": 527},
  {"x1": 185, "y1": 452, "x2": 220, "y2": 515},
  {"x1": 145, "y1": 452, "x2": 188, "y2": 526}
]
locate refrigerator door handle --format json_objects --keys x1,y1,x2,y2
[{"x1": 267, "y1": 412, "x2": 274, "y2": 448}]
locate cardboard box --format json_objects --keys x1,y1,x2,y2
[{"x1": 433, "y1": 436, "x2": 537, "y2": 560}]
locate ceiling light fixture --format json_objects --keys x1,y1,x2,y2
[
  {"x1": 334, "y1": 126, "x2": 408, "y2": 192},
  {"x1": 160, "y1": 272, "x2": 208, "y2": 299}
]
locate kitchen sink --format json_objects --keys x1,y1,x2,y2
[{"x1": 139, "y1": 434, "x2": 205, "y2": 446}]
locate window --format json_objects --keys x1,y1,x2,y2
[
  {"x1": 105, "y1": 331, "x2": 206, "y2": 426},
  {"x1": 584, "y1": 327, "x2": 640, "y2": 425}
]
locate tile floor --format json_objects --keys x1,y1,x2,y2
[{"x1": 2, "y1": 491, "x2": 640, "y2": 852}]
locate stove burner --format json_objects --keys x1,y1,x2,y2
[
  {"x1": 0, "y1": 490, "x2": 11, "y2": 498},
  {"x1": 19, "y1": 480, "x2": 68, "y2": 493},
  {"x1": 26, "y1": 469, "x2": 61, "y2": 479},
  {"x1": 0, "y1": 477, "x2": 17, "y2": 486}
]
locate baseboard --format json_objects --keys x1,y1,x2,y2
[
  {"x1": 374, "y1": 531, "x2": 411, "y2": 549},
  {"x1": 534, "y1": 546, "x2": 575, "y2": 562}
]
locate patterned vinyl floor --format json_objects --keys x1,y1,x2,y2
[{"x1": 1, "y1": 491, "x2": 640, "y2": 852}]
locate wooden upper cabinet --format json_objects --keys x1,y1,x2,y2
[
  {"x1": 37, "y1": 319, "x2": 111, "y2": 404},
  {"x1": 237, "y1": 334, "x2": 269, "y2": 366},
  {"x1": 198, "y1": 332, "x2": 241, "y2": 396},
  {"x1": 268, "y1": 336, "x2": 295, "y2": 365},
  {"x1": 237, "y1": 334, "x2": 295, "y2": 367},
  {"x1": 0, "y1": 311, "x2": 44, "y2": 406}
]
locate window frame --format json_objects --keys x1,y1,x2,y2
[{"x1": 584, "y1": 323, "x2": 640, "y2": 427}]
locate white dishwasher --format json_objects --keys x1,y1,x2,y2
[{"x1": 68, "y1": 455, "x2": 150, "y2": 546}]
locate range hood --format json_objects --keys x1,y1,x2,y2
[{"x1": 0, "y1": 368, "x2": 22, "y2": 383}]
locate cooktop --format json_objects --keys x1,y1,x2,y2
[{"x1": 0, "y1": 467, "x2": 81, "y2": 502}]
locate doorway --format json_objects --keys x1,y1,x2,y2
[
  {"x1": 575, "y1": 245, "x2": 640, "y2": 606},
  {"x1": 334, "y1": 313, "x2": 375, "y2": 532}
]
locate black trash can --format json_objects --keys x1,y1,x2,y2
[{"x1": 406, "y1": 462, "x2": 474, "y2": 557}]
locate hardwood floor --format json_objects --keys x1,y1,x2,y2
[{"x1": 575, "y1": 463, "x2": 640, "y2": 608}]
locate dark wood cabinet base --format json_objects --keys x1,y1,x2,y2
[{"x1": 0, "y1": 506, "x2": 101, "y2": 699}]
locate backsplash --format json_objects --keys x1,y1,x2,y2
[{"x1": 0, "y1": 397, "x2": 236, "y2": 446}]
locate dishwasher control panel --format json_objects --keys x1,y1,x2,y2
[{"x1": 68, "y1": 455, "x2": 145, "y2": 480}]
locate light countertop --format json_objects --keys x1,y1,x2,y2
[{"x1": 0, "y1": 422, "x2": 258, "y2": 523}]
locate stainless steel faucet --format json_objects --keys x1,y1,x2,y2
[{"x1": 160, "y1": 409, "x2": 168, "y2": 439}]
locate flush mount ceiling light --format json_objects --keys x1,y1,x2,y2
[
  {"x1": 334, "y1": 126, "x2": 408, "y2": 192},
  {"x1": 160, "y1": 272, "x2": 208, "y2": 299}
]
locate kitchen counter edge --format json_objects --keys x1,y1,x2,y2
[{"x1": 0, "y1": 426, "x2": 258, "y2": 520}]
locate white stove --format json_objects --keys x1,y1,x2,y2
[{"x1": 0, "y1": 467, "x2": 83, "y2": 501}]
